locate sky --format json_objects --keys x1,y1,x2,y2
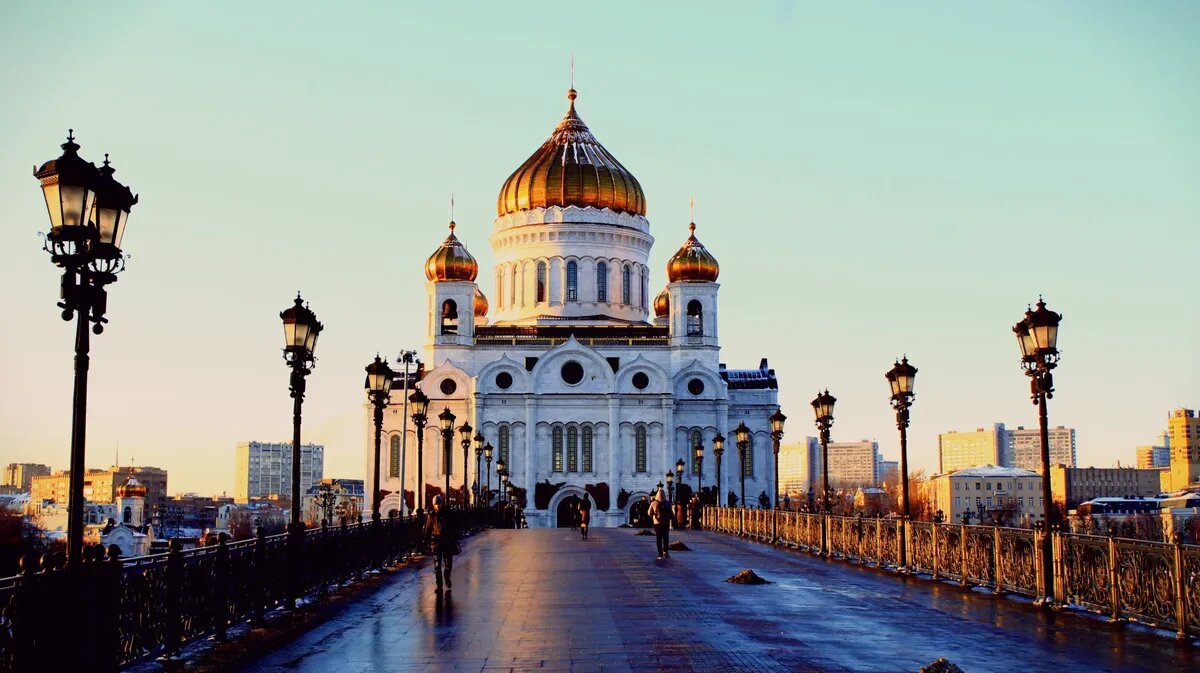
[{"x1": 1, "y1": 2, "x2": 1197, "y2": 496}]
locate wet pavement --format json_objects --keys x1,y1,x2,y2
[{"x1": 235, "y1": 527, "x2": 1200, "y2": 672}]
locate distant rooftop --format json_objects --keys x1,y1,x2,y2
[{"x1": 949, "y1": 465, "x2": 1039, "y2": 478}]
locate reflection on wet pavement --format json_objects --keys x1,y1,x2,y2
[{"x1": 236, "y1": 528, "x2": 1200, "y2": 672}]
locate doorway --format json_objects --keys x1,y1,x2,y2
[{"x1": 556, "y1": 495, "x2": 582, "y2": 528}]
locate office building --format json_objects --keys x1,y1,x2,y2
[
  {"x1": 826, "y1": 440, "x2": 880, "y2": 489},
  {"x1": 778, "y1": 438, "x2": 820, "y2": 496},
  {"x1": 30, "y1": 465, "x2": 168, "y2": 511},
  {"x1": 3, "y1": 463, "x2": 50, "y2": 491},
  {"x1": 1004, "y1": 426, "x2": 1076, "y2": 472},
  {"x1": 234, "y1": 441, "x2": 324, "y2": 503},
  {"x1": 1167, "y1": 408, "x2": 1200, "y2": 491},
  {"x1": 1136, "y1": 436, "x2": 1170, "y2": 469},
  {"x1": 1049, "y1": 465, "x2": 1164, "y2": 509},
  {"x1": 938, "y1": 425, "x2": 1004, "y2": 474}
]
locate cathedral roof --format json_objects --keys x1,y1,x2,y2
[
  {"x1": 497, "y1": 89, "x2": 646, "y2": 218},
  {"x1": 425, "y1": 222, "x2": 479, "y2": 282},
  {"x1": 117, "y1": 473, "x2": 147, "y2": 498},
  {"x1": 719, "y1": 359, "x2": 778, "y2": 390}
]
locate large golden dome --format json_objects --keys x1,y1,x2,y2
[
  {"x1": 497, "y1": 89, "x2": 646, "y2": 218},
  {"x1": 425, "y1": 222, "x2": 479, "y2": 282},
  {"x1": 473, "y1": 287, "x2": 489, "y2": 317},
  {"x1": 666, "y1": 222, "x2": 719, "y2": 282}
]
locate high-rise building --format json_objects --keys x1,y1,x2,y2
[
  {"x1": 876, "y1": 459, "x2": 899, "y2": 483},
  {"x1": 826, "y1": 440, "x2": 880, "y2": 489},
  {"x1": 1004, "y1": 426, "x2": 1076, "y2": 472},
  {"x1": 235, "y1": 441, "x2": 324, "y2": 503},
  {"x1": 938, "y1": 425, "x2": 1004, "y2": 474},
  {"x1": 2, "y1": 463, "x2": 50, "y2": 491},
  {"x1": 1167, "y1": 408, "x2": 1200, "y2": 491},
  {"x1": 1136, "y1": 437, "x2": 1170, "y2": 469},
  {"x1": 778, "y1": 438, "x2": 820, "y2": 495}
]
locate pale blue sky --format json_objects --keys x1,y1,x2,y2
[{"x1": 1, "y1": 2, "x2": 1196, "y2": 495}]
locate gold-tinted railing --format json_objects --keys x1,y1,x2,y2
[{"x1": 701, "y1": 506, "x2": 1200, "y2": 640}]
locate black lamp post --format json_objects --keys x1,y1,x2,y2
[
  {"x1": 365, "y1": 355, "x2": 395, "y2": 522},
  {"x1": 280, "y1": 293, "x2": 323, "y2": 606},
  {"x1": 811, "y1": 390, "x2": 836, "y2": 556},
  {"x1": 474, "y1": 433, "x2": 485, "y2": 507},
  {"x1": 665, "y1": 471, "x2": 674, "y2": 503},
  {"x1": 500, "y1": 468, "x2": 510, "y2": 504},
  {"x1": 886, "y1": 357, "x2": 917, "y2": 569},
  {"x1": 484, "y1": 443, "x2": 493, "y2": 505},
  {"x1": 1014, "y1": 296, "x2": 1062, "y2": 602},
  {"x1": 712, "y1": 433, "x2": 725, "y2": 507},
  {"x1": 674, "y1": 458, "x2": 685, "y2": 495},
  {"x1": 438, "y1": 408, "x2": 456, "y2": 507},
  {"x1": 35, "y1": 132, "x2": 137, "y2": 567},
  {"x1": 316, "y1": 481, "x2": 338, "y2": 525},
  {"x1": 769, "y1": 408, "x2": 786, "y2": 542},
  {"x1": 495, "y1": 459, "x2": 506, "y2": 504},
  {"x1": 409, "y1": 388, "x2": 430, "y2": 513},
  {"x1": 693, "y1": 442, "x2": 705, "y2": 504},
  {"x1": 457, "y1": 421, "x2": 473, "y2": 509},
  {"x1": 734, "y1": 422, "x2": 751, "y2": 509}
]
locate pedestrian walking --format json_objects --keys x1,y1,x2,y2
[
  {"x1": 424, "y1": 495, "x2": 459, "y2": 591},
  {"x1": 649, "y1": 489, "x2": 671, "y2": 560},
  {"x1": 578, "y1": 497, "x2": 591, "y2": 540}
]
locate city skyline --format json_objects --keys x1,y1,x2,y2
[{"x1": 1, "y1": 2, "x2": 1198, "y2": 495}]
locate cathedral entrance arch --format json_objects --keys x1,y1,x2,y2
[
  {"x1": 548, "y1": 486, "x2": 596, "y2": 528},
  {"x1": 624, "y1": 490, "x2": 652, "y2": 527}
]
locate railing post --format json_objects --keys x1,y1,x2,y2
[
  {"x1": 993, "y1": 526, "x2": 1003, "y2": 595},
  {"x1": 932, "y1": 521, "x2": 940, "y2": 580},
  {"x1": 901, "y1": 518, "x2": 910, "y2": 573},
  {"x1": 959, "y1": 523, "x2": 968, "y2": 586},
  {"x1": 1053, "y1": 526, "x2": 1066, "y2": 605},
  {"x1": 1172, "y1": 532, "x2": 1188, "y2": 640},
  {"x1": 214, "y1": 533, "x2": 230, "y2": 642},
  {"x1": 162, "y1": 539, "x2": 185, "y2": 660},
  {"x1": 1034, "y1": 522, "x2": 1047, "y2": 603},
  {"x1": 874, "y1": 516, "x2": 882, "y2": 566},
  {"x1": 252, "y1": 527, "x2": 267, "y2": 625},
  {"x1": 821, "y1": 513, "x2": 829, "y2": 558},
  {"x1": 1106, "y1": 530, "x2": 1119, "y2": 622}
]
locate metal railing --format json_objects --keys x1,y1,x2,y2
[
  {"x1": 703, "y1": 506, "x2": 1200, "y2": 640},
  {"x1": 0, "y1": 508, "x2": 491, "y2": 673}
]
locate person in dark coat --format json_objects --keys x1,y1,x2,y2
[
  {"x1": 649, "y1": 490, "x2": 671, "y2": 560},
  {"x1": 578, "y1": 497, "x2": 591, "y2": 540},
  {"x1": 424, "y1": 495, "x2": 458, "y2": 591}
]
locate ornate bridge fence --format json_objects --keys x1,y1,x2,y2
[
  {"x1": 0, "y1": 508, "x2": 490, "y2": 673},
  {"x1": 704, "y1": 506, "x2": 1200, "y2": 640}
]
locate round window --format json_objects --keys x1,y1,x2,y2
[
  {"x1": 561, "y1": 361, "x2": 584, "y2": 385},
  {"x1": 495, "y1": 372, "x2": 513, "y2": 390},
  {"x1": 632, "y1": 372, "x2": 650, "y2": 390},
  {"x1": 687, "y1": 378, "x2": 705, "y2": 396},
  {"x1": 439, "y1": 379, "x2": 458, "y2": 396}
]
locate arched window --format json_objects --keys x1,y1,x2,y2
[
  {"x1": 440, "y1": 299, "x2": 458, "y2": 335},
  {"x1": 510, "y1": 266, "x2": 517, "y2": 308},
  {"x1": 622, "y1": 265, "x2": 631, "y2": 304},
  {"x1": 496, "y1": 269, "x2": 504, "y2": 308},
  {"x1": 123, "y1": 506, "x2": 132, "y2": 524},
  {"x1": 566, "y1": 260, "x2": 578, "y2": 302},
  {"x1": 567, "y1": 426, "x2": 579, "y2": 472},
  {"x1": 641, "y1": 270, "x2": 647, "y2": 308},
  {"x1": 596, "y1": 262, "x2": 608, "y2": 302},
  {"x1": 742, "y1": 434, "x2": 754, "y2": 478},
  {"x1": 635, "y1": 426, "x2": 647, "y2": 473},
  {"x1": 686, "y1": 300, "x2": 703, "y2": 336},
  {"x1": 690, "y1": 430, "x2": 702, "y2": 475},
  {"x1": 390, "y1": 435, "x2": 401, "y2": 478},
  {"x1": 552, "y1": 426, "x2": 564, "y2": 473},
  {"x1": 536, "y1": 262, "x2": 547, "y2": 303},
  {"x1": 498, "y1": 425, "x2": 510, "y2": 465},
  {"x1": 582, "y1": 426, "x2": 594, "y2": 473}
]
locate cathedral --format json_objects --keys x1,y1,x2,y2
[{"x1": 370, "y1": 87, "x2": 780, "y2": 528}]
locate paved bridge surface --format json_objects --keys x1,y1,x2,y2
[{"x1": 236, "y1": 528, "x2": 1199, "y2": 673}]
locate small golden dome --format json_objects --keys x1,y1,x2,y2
[
  {"x1": 497, "y1": 89, "x2": 646, "y2": 218},
  {"x1": 474, "y1": 287, "x2": 489, "y2": 317},
  {"x1": 425, "y1": 222, "x2": 479, "y2": 282},
  {"x1": 653, "y1": 287, "x2": 670, "y2": 317},
  {"x1": 117, "y1": 474, "x2": 147, "y2": 498},
  {"x1": 666, "y1": 222, "x2": 719, "y2": 282}
]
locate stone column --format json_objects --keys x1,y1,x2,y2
[{"x1": 608, "y1": 395, "x2": 620, "y2": 510}]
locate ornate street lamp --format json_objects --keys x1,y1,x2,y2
[
  {"x1": 1014, "y1": 296, "x2": 1062, "y2": 603},
  {"x1": 665, "y1": 471, "x2": 674, "y2": 503},
  {"x1": 496, "y1": 459, "x2": 506, "y2": 504},
  {"x1": 280, "y1": 293, "x2": 323, "y2": 606},
  {"x1": 439, "y1": 408, "x2": 456, "y2": 508},
  {"x1": 674, "y1": 457, "x2": 685, "y2": 494},
  {"x1": 712, "y1": 433, "x2": 725, "y2": 508},
  {"x1": 409, "y1": 388, "x2": 430, "y2": 513},
  {"x1": 395, "y1": 350, "x2": 419, "y2": 516},
  {"x1": 500, "y1": 468, "x2": 510, "y2": 505},
  {"x1": 811, "y1": 390, "x2": 836, "y2": 557},
  {"x1": 473, "y1": 432, "x2": 485, "y2": 507},
  {"x1": 457, "y1": 421, "x2": 473, "y2": 510},
  {"x1": 35, "y1": 132, "x2": 137, "y2": 567},
  {"x1": 693, "y1": 441, "x2": 705, "y2": 504},
  {"x1": 734, "y1": 422, "x2": 751, "y2": 509},
  {"x1": 365, "y1": 355, "x2": 395, "y2": 522},
  {"x1": 886, "y1": 356, "x2": 917, "y2": 570},
  {"x1": 483, "y1": 442, "x2": 494, "y2": 506},
  {"x1": 769, "y1": 408, "x2": 786, "y2": 542}
]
